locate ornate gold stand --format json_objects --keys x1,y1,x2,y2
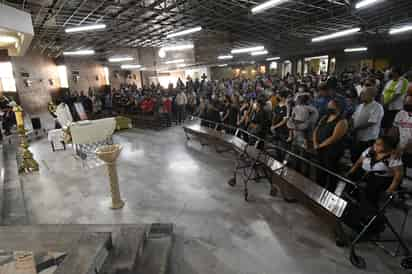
[
  {"x1": 13, "y1": 105, "x2": 39, "y2": 173},
  {"x1": 96, "y1": 144, "x2": 125, "y2": 209}
]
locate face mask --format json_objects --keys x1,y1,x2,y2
[
  {"x1": 404, "y1": 104, "x2": 412, "y2": 112},
  {"x1": 327, "y1": 108, "x2": 337, "y2": 115}
]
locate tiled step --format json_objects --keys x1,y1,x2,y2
[
  {"x1": 1, "y1": 144, "x2": 28, "y2": 225},
  {"x1": 134, "y1": 223, "x2": 174, "y2": 274},
  {"x1": 0, "y1": 145, "x2": 5, "y2": 225}
]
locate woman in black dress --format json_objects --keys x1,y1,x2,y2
[{"x1": 313, "y1": 99, "x2": 349, "y2": 189}]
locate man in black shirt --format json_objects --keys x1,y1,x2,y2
[
  {"x1": 271, "y1": 91, "x2": 289, "y2": 141},
  {"x1": 248, "y1": 95, "x2": 272, "y2": 139}
]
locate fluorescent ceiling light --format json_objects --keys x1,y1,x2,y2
[
  {"x1": 0, "y1": 35, "x2": 18, "y2": 44},
  {"x1": 177, "y1": 63, "x2": 187, "y2": 68},
  {"x1": 231, "y1": 46, "x2": 264, "y2": 54},
  {"x1": 251, "y1": 50, "x2": 268, "y2": 56},
  {"x1": 218, "y1": 55, "x2": 233, "y2": 60},
  {"x1": 218, "y1": 64, "x2": 228, "y2": 67},
  {"x1": 167, "y1": 26, "x2": 202, "y2": 38},
  {"x1": 161, "y1": 44, "x2": 194, "y2": 52},
  {"x1": 311, "y1": 27, "x2": 361, "y2": 42},
  {"x1": 344, "y1": 47, "x2": 368, "y2": 52},
  {"x1": 355, "y1": 0, "x2": 384, "y2": 9},
  {"x1": 63, "y1": 50, "x2": 95, "y2": 56},
  {"x1": 108, "y1": 56, "x2": 134, "y2": 62},
  {"x1": 121, "y1": 64, "x2": 141, "y2": 69},
  {"x1": 251, "y1": 0, "x2": 290, "y2": 14},
  {"x1": 65, "y1": 24, "x2": 106, "y2": 33},
  {"x1": 389, "y1": 25, "x2": 412, "y2": 35},
  {"x1": 165, "y1": 59, "x2": 185, "y2": 64},
  {"x1": 304, "y1": 55, "x2": 329, "y2": 61},
  {"x1": 266, "y1": 57, "x2": 280, "y2": 61}
]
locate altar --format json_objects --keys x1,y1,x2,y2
[{"x1": 48, "y1": 103, "x2": 117, "y2": 158}]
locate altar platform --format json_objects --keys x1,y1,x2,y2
[{"x1": 2, "y1": 126, "x2": 407, "y2": 274}]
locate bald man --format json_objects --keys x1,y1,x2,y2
[{"x1": 351, "y1": 87, "x2": 384, "y2": 163}]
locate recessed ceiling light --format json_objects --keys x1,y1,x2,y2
[
  {"x1": 65, "y1": 24, "x2": 106, "y2": 33},
  {"x1": 311, "y1": 28, "x2": 361, "y2": 42},
  {"x1": 231, "y1": 46, "x2": 265, "y2": 54},
  {"x1": 389, "y1": 25, "x2": 412, "y2": 35},
  {"x1": 344, "y1": 47, "x2": 368, "y2": 52},
  {"x1": 251, "y1": 0, "x2": 290, "y2": 14},
  {"x1": 160, "y1": 44, "x2": 194, "y2": 52},
  {"x1": 167, "y1": 26, "x2": 202, "y2": 38},
  {"x1": 355, "y1": 0, "x2": 384, "y2": 9},
  {"x1": 218, "y1": 55, "x2": 233, "y2": 60},
  {"x1": 0, "y1": 35, "x2": 18, "y2": 44},
  {"x1": 108, "y1": 57, "x2": 134, "y2": 62},
  {"x1": 121, "y1": 64, "x2": 141, "y2": 69},
  {"x1": 251, "y1": 50, "x2": 268, "y2": 56},
  {"x1": 164, "y1": 59, "x2": 185, "y2": 64},
  {"x1": 63, "y1": 50, "x2": 95, "y2": 56}
]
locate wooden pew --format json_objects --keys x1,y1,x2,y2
[{"x1": 183, "y1": 119, "x2": 349, "y2": 229}]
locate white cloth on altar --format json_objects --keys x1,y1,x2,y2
[
  {"x1": 70, "y1": 117, "x2": 116, "y2": 145},
  {"x1": 55, "y1": 103, "x2": 73, "y2": 128},
  {"x1": 48, "y1": 129, "x2": 64, "y2": 143}
]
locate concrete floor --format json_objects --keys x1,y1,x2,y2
[{"x1": 15, "y1": 126, "x2": 406, "y2": 274}]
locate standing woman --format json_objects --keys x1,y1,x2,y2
[{"x1": 313, "y1": 99, "x2": 349, "y2": 189}]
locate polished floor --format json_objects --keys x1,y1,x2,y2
[{"x1": 15, "y1": 126, "x2": 405, "y2": 274}]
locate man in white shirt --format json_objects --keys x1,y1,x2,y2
[
  {"x1": 176, "y1": 89, "x2": 187, "y2": 124},
  {"x1": 382, "y1": 67, "x2": 409, "y2": 131},
  {"x1": 351, "y1": 87, "x2": 384, "y2": 162}
]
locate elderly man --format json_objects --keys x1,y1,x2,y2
[{"x1": 351, "y1": 87, "x2": 384, "y2": 163}]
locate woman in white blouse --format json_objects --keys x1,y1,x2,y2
[{"x1": 347, "y1": 136, "x2": 403, "y2": 206}]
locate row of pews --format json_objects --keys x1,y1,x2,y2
[{"x1": 183, "y1": 117, "x2": 411, "y2": 269}]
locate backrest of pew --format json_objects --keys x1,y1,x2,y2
[{"x1": 183, "y1": 117, "x2": 352, "y2": 220}]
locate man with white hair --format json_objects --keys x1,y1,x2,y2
[{"x1": 351, "y1": 86, "x2": 384, "y2": 162}]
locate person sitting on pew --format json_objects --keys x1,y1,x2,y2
[
  {"x1": 343, "y1": 136, "x2": 403, "y2": 233},
  {"x1": 348, "y1": 136, "x2": 403, "y2": 203}
]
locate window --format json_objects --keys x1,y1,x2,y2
[
  {"x1": 0, "y1": 62, "x2": 17, "y2": 92},
  {"x1": 57, "y1": 65, "x2": 69, "y2": 88}
]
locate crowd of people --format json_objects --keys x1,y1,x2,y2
[
  {"x1": 126, "y1": 66, "x2": 412, "y2": 224},
  {"x1": 2, "y1": 66, "x2": 412, "y2": 222}
]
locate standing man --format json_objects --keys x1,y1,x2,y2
[
  {"x1": 351, "y1": 87, "x2": 384, "y2": 162},
  {"x1": 176, "y1": 89, "x2": 187, "y2": 124},
  {"x1": 382, "y1": 67, "x2": 409, "y2": 132}
]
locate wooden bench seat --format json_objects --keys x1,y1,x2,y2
[{"x1": 183, "y1": 121, "x2": 348, "y2": 223}]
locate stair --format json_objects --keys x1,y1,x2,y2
[
  {"x1": 1, "y1": 144, "x2": 29, "y2": 225},
  {"x1": 134, "y1": 223, "x2": 174, "y2": 274},
  {"x1": 0, "y1": 144, "x2": 5, "y2": 225}
]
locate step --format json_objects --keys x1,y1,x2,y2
[
  {"x1": 0, "y1": 144, "x2": 5, "y2": 224},
  {"x1": 0, "y1": 225, "x2": 148, "y2": 274},
  {"x1": 1, "y1": 144, "x2": 28, "y2": 225},
  {"x1": 100, "y1": 226, "x2": 147, "y2": 274},
  {"x1": 134, "y1": 223, "x2": 174, "y2": 274}
]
